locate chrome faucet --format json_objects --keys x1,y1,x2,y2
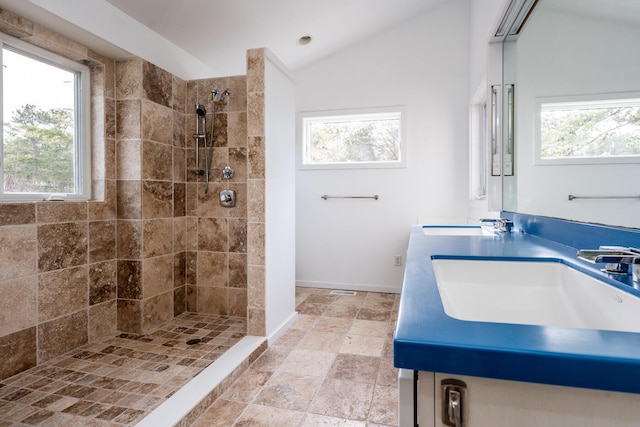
[
  {"x1": 479, "y1": 218, "x2": 514, "y2": 233},
  {"x1": 576, "y1": 246, "x2": 640, "y2": 282}
]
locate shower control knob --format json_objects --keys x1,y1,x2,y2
[
  {"x1": 219, "y1": 189, "x2": 236, "y2": 207},
  {"x1": 222, "y1": 165, "x2": 234, "y2": 180}
]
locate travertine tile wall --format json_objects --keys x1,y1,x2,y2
[
  {"x1": 182, "y1": 51, "x2": 268, "y2": 335},
  {"x1": 0, "y1": 8, "x2": 268, "y2": 381},
  {"x1": 0, "y1": 9, "x2": 118, "y2": 380},
  {"x1": 184, "y1": 75, "x2": 250, "y2": 318},
  {"x1": 115, "y1": 58, "x2": 189, "y2": 334},
  {"x1": 246, "y1": 49, "x2": 267, "y2": 336}
]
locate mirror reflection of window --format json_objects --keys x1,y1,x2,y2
[
  {"x1": 536, "y1": 95, "x2": 640, "y2": 164},
  {"x1": 470, "y1": 88, "x2": 488, "y2": 200}
]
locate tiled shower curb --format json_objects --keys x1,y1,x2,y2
[{"x1": 136, "y1": 336, "x2": 267, "y2": 427}]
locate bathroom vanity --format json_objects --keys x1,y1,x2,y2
[{"x1": 394, "y1": 215, "x2": 640, "y2": 427}]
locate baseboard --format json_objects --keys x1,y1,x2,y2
[
  {"x1": 267, "y1": 311, "x2": 298, "y2": 345},
  {"x1": 296, "y1": 281, "x2": 400, "y2": 294}
]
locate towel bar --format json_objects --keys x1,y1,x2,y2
[
  {"x1": 568, "y1": 194, "x2": 640, "y2": 201},
  {"x1": 321, "y1": 195, "x2": 379, "y2": 200}
]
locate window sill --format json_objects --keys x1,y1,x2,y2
[{"x1": 299, "y1": 161, "x2": 406, "y2": 171}]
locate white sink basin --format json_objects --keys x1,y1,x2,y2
[
  {"x1": 423, "y1": 226, "x2": 494, "y2": 236},
  {"x1": 432, "y1": 259, "x2": 640, "y2": 333}
]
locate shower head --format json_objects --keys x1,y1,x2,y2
[
  {"x1": 195, "y1": 104, "x2": 207, "y2": 116},
  {"x1": 220, "y1": 89, "x2": 231, "y2": 101}
]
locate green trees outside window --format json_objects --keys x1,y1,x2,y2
[
  {"x1": 3, "y1": 104, "x2": 74, "y2": 193},
  {"x1": 308, "y1": 118, "x2": 400, "y2": 164},
  {"x1": 301, "y1": 109, "x2": 405, "y2": 169},
  {"x1": 540, "y1": 103, "x2": 640, "y2": 160}
]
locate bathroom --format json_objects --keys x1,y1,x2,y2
[{"x1": 1, "y1": 0, "x2": 640, "y2": 426}]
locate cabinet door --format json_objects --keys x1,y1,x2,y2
[
  {"x1": 432, "y1": 373, "x2": 640, "y2": 427},
  {"x1": 416, "y1": 371, "x2": 435, "y2": 427}
]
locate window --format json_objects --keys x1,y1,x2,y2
[
  {"x1": 299, "y1": 107, "x2": 406, "y2": 169},
  {"x1": 1, "y1": 34, "x2": 90, "y2": 201},
  {"x1": 470, "y1": 92, "x2": 489, "y2": 200},
  {"x1": 535, "y1": 93, "x2": 640, "y2": 165}
]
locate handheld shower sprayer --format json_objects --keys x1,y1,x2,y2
[
  {"x1": 191, "y1": 89, "x2": 232, "y2": 194},
  {"x1": 190, "y1": 103, "x2": 208, "y2": 177}
]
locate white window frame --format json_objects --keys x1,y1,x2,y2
[
  {"x1": 535, "y1": 92, "x2": 640, "y2": 166},
  {"x1": 469, "y1": 80, "x2": 489, "y2": 201},
  {"x1": 298, "y1": 106, "x2": 407, "y2": 170},
  {"x1": 0, "y1": 33, "x2": 91, "y2": 201}
]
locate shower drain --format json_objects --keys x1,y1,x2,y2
[{"x1": 186, "y1": 338, "x2": 202, "y2": 345}]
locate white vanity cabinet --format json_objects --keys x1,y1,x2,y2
[{"x1": 400, "y1": 369, "x2": 640, "y2": 427}]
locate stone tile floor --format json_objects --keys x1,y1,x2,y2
[
  {"x1": 0, "y1": 287, "x2": 399, "y2": 426},
  {"x1": 0, "y1": 313, "x2": 246, "y2": 426},
  {"x1": 191, "y1": 287, "x2": 400, "y2": 427}
]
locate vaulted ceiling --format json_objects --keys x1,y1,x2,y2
[{"x1": 0, "y1": 0, "x2": 450, "y2": 78}]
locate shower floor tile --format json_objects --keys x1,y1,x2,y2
[{"x1": 0, "y1": 313, "x2": 246, "y2": 426}]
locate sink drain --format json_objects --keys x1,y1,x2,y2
[{"x1": 186, "y1": 338, "x2": 202, "y2": 345}]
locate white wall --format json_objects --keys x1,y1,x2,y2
[
  {"x1": 467, "y1": 0, "x2": 509, "y2": 221},
  {"x1": 295, "y1": 0, "x2": 470, "y2": 293},
  {"x1": 468, "y1": 0, "x2": 507, "y2": 95},
  {"x1": 264, "y1": 52, "x2": 297, "y2": 338}
]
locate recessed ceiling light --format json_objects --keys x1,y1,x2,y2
[{"x1": 298, "y1": 35, "x2": 312, "y2": 46}]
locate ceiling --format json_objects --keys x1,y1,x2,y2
[{"x1": 0, "y1": 0, "x2": 450, "y2": 79}]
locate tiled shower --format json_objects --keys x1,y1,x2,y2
[{"x1": 0, "y1": 8, "x2": 267, "y2": 382}]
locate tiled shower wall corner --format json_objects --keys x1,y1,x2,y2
[
  {"x1": 184, "y1": 76, "x2": 250, "y2": 318},
  {"x1": 0, "y1": 8, "x2": 268, "y2": 381},
  {"x1": 115, "y1": 57, "x2": 189, "y2": 334}
]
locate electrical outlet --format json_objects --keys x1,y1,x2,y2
[{"x1": 394, "y1": 255, "x2": 402, "y2": 266}]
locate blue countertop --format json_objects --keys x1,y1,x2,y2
[{"x1": 393, "y1": 223, "x2": 640, "y2": 394}]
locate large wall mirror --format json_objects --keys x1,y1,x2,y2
[{"x1": 502, "y1": 0, "x2": 640, "y2": 229}]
